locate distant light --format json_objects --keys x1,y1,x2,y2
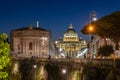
[
  {"x1": 89, "y1": 26, "x2": 93, "y2": 31},
  {"x1": 106, "y1": 38, "x2": 110, "y2": 40},
  {"x1": 55, "y1": 56, "x2": 58, "y2": 59},
  {"x1": 62, "y1": 69, "x2": 66, "y2": 74},
  {"x1": 59, "y1": 48, "x2": 62, "y2": 51},
  {"x1": 55, "y1": 41, "x2": 58, "y2": 44},
  {"x1": 83, "y1": 40, "x2": 86, "y2": 44},
  {"x1": 34, "y1": 65, "x2": 37, "y2": 68},
  {"x1": 41, "y1": 37, "x2": 47, "y2": 40},
  {"x1": 93, "y1": 17, "x2": 97, "y2": 21}
]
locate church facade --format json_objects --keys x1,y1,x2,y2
[
  {"x1": 55, "y1": 24, "x2": 87, "y2": 58},
  {"x1": 10, "y1": 24, "x2": 51, "y2": 58}
]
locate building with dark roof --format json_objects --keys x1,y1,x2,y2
[{"x1": 10, "y1": 24, "x2": 51, "y2": 58}]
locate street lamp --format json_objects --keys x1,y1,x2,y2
[
  {"x1": 89, "y1": 26, "x2": 93, "y2": 31},
  {"x1": 88, "y1": 24, "x2": 93, "y2": 42},
  {"x1": 89, "y1": 11, "x2": 97, "y2": 22},
  {"x1": 62, "y1": 69, "x2": 66, "y2": 74},
  {"x1": 87, "y1": 24, "x2": 94, "y2": 58},
  {"x1": 88, "y1": 11, "x2": 96, "y2": 42},
  {"x1": 62, "y1": 68, "x2": 68, "y2": 80},
  {"x1": 87, "y1": 11, "x2": 97, "y2": 58},
  {"x1": 34, "y1": 65, "x2": 37, "y2": 68},
  {"x1": 33, "y1": 64, "x2": 37, "y2": 80}
]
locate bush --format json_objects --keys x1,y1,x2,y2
[{"x1": 97, "y1": 45, "x2": 114, "y2": 56}]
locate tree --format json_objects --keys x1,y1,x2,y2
[
  {"x1": 95, "y1": 11, "x2": 120, "y2": 49},
  {"x1": 81, "y1": 11, "x2": 120, "y2": 48},
  {"x1": 0, "y1": 33, "x2": 11, "y2": 79},
  {"x1": 97, "y1": 45, "x2": 114, "y2": 57}
]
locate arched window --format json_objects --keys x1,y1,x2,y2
[{"x1": 29, "y1": 43, "x2": 32, "y2": 50}]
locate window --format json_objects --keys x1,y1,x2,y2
[
  {"x1": 30, "y1": 52, "x2": 32, "y2": 54},
  {"x1": 29, "y1": 43, "x2": 32, "y2": 50},
  {"x1": 18, "y1": 45, "x2": 21, "y2": 50},
  {"x1": 18, "y1": 52, "x2": 20, "y2": 54}
]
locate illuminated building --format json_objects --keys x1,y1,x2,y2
[
  {"x1": 55, "y1": 24, "x2": 87, "y2": 58},
  {"x1": 10, "y1": 22, "x2": 51, "y2": 58}
]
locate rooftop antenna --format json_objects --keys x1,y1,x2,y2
[{"x1": 36, "y1": 20, "x2": 39, "y2": 28}]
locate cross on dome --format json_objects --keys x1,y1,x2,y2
[{"x1": 69, "y1": 24, "x2": 73, "y2": 29}]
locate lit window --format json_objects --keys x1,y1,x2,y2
[{"x1": 41, "y1": 37, "x2": 47, "y2": 40}]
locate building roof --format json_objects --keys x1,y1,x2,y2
[
  {"x1": 64, "y1": 24, "x2": 78, "y2": 37},
  {"x1": 13, "y1": 25, "x2": 49, "y2": 32}
]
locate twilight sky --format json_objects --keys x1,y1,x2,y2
[{"x1": 0, "y1": 0, "x2": 120, "y2": 41}]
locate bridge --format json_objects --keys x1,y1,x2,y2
[
  {"x1": 12, "y1": 58, "x2": 120, "y2": 80},
  {"x1": 13, "y1": 58, "x2": 119, "y2": 69}
]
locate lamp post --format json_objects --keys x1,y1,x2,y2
[
  {"x1": 88, "y1": 11, "x2": 97, "y2": 58},
  {"x1": 62, "y1": 68, "x2": 68, "y2": 80},
  {"x1": 88, "y1": 25, "x2": 93, "y2": 41},
  {"x1": 88, "y1": 24, "x2": 93, "y2": 58},
  {"x1": 62, "y1": 69, "x2": 66, "y2": 74},
  {"x1": 33, "y1": 64, "x2": 37, "y2": 80}
]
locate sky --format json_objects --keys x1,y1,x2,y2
[{"x1": 0, "y1": 0, "x2": 120, "y2": 41}]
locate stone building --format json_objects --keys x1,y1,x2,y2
[
  {"x1": 55, "y1": 24, "x2": 87, "y2": 58},
  {"x1": 10, "y1": 24, "x2": 51, "y2": 58}
]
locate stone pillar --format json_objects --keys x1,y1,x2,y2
[
  {"x1": 12, "y1": 61, "x2": 19, "y2": 74},
  {"x1": 80, "y1": 66, "x2": 84, "y2": 80}
]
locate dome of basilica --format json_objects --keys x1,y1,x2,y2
[{"x1": 63, "y1": 24, "x2": 79, "y2": 42}]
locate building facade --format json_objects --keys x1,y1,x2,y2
[
  {"x1": 10, "y1": 24, "x2": 51, "y2": 58},
  {"x1": 55, "y1": 24, "x2": 87, "y2": 58}
]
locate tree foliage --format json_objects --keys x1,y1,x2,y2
[
  {"x1": 0, "y1": 33, "x2": 11, "y2": 79},
  {"x1": 97, "y1": 45, "x2": 114, "y2": 56},
  {"x1": 81, "y1": 11, "x2": 120, "y2": 49}
]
